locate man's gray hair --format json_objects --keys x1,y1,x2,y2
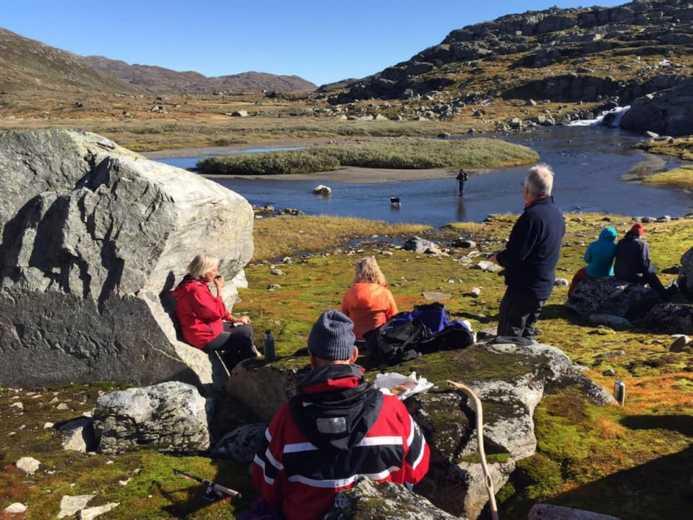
[{"x1": 525, "y1": 163, "x2": 554, "y2": 197}]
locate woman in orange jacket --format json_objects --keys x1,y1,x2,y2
[{"x1": 341, "y1": 256, "x2": 398, "y2": 340}]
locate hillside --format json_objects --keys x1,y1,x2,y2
[
  {"x1": 325, "y1": 0, "x2": 692, "y2": 108},
  {"x1": 0, "y1": 27, "x2": 315, "y2": 102},
  {"x1": 83, "y1": 55, "x2": 317, "y2": 94},
  {"x1": 0, "y1": 28, "x2": 131, "y2": 95}
]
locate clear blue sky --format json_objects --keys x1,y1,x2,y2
[{"x1": 3, "y1": 0, "x2": 624, "y2": 85}]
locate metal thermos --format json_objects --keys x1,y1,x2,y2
[
  {"x1": 263, "y1": 330, "x2": 276, "y2": 362},
  {"x1": 614, "y1": 380, "x2": 626, "y2": 406}
]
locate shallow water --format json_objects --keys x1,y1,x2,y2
[{"x1": 155, "y1": 127, "x2": 691, "y2": 226}]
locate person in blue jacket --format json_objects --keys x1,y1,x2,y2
[
  {"x1": 585, "y1": 226, "x2": 618, "y2": 277},
  {"x1": 568, "y1": 226, "x2": 618, "y2": 297}
]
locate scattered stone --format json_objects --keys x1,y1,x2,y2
[
  {"x1": 44, "y1": 422, "x2": 54, "y2": 429},
  {"x1": 16, "y1": 456, "x2": 40, "y2": 475},
  {"x1": 403, "y1": 236, "x2": 442, "y2": 255},
  {"x1": 270, "y1": 266, "x2": 285, "y2": 276},
  {"x1": 80, "y1": 503, "x2": 119, "y2": 520},
  {"x1": 452, "y1": 238, "x2": 477, "y2": 249},
  {"x1": 58, "y1": 495, "x2": 95, "y2": 519},
  {"x1": 325, "y1": 479, "x2": 457, "y2": 519},
  {"x1": 267, "y1": 283, "x2": 282, "y2": 291},
  {"x1": 56, "y1": 403, "x2": 70, "y2": 411},
  {"x1": 10, "y1": 401, "x2": 23, "y2": 410},
  {"x1": 210, "y1": 423, "x2": 267, "y2": 464},
  {"x1": 529, "y1": 503, "x2": 622, "y2": 520},
  {"x1": 94, "y1": 382, "x2": 210, "y2": 454},
  {"x1": 119, "y1": 478, "x2": 131, "y2": 486},
  {"x1": 602, "y1": 368, "x2": 616, "y2": 377},
  {"x1": 469, "y1": 287, "x2": 482, "y2": 298},
  {"x1": 59, "y1": 417, "x2": 98, "y2": 453},
  {"x1": 230, "y1": 110, "x2": 249, "y2": 117},
  {"x1": 3, "y1": 503, "x2": 27, "y2": 514},
  {"x1": 669, "y1": 335, "x2": 690, "y2": 352},
  {"x1": 312, "y1": 184, "x2": 332, "y2": 195},
  {"x1": 554, "y1": 278, "x2": 569, "y2": 287},
  {"x1": 474, "y1": 260, "x2": 503, "y2": 273}
]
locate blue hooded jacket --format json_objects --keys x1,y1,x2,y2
[{"x1": 584, "y1": 226, "x2": 618, "y2": 278}]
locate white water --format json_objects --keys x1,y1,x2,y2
[{"x1": 569, "y1": 105, "x2": 630, "y2": 128}]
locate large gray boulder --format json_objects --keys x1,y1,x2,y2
[
  {"x1": 94, "y1": 381, "x2": 210, "y2": 454},
  {"x1": 325, "y1": 478, "x2": 461, "y2": 520},
  {"x1": 0, "y1": 129, "x2": 254, "y2": 387},
  {"x1": 620, "y1": 79, "x2": 693, "y2": 137},
  {"x1": 566, "y1": 277, "x2": 659, "y2": 322}
]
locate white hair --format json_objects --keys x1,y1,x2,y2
[
  {"x1": 525, "y1": 163, "x2": 554, "y2": 197},
  {"x1": 186, "y1": 255, "x2": 219, "y2": 279}
]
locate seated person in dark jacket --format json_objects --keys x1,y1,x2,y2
[
  {"x1": 491, "y1": 164, "x2": 565, "y2": 339},
  {"x1": 251, "y1": 311, "x2": 430, "y2": 520},
  {"x1": 614, "y1": 223, "x2": 668, "y2": 298}
]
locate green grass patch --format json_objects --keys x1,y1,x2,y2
[
  {"x1": 642, "y1": 164, "x2": 693, "y2": 190},
  {"x1": 197, "y1": 138, "x2": 539, "y2": 175}
]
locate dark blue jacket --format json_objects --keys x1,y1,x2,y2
[
  {"x1": 614, "y1": 231, "x2": 655, "y2": 282},
  {"x1": 496, "y1": 197, "x2": 565, "y2": 300}
]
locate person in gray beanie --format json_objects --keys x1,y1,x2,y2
[
  {"x1": 308, "y1": 309, "x2": 357, "y2": 362},
  {"x1": 251, "y1": 310, "x2": 430, "y2": 519}
]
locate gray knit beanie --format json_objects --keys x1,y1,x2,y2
[{"x1": 308, "y1": 310, "x2": 356, "y2": 361}]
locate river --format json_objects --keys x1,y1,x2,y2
[{"x1": 153, "y1": 126, "x2": 691, "y2": 227}]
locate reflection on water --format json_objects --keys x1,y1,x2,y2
[{"x1": 155, "y1": 127, "x2": 691, "y2": 226}]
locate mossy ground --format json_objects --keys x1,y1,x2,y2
[{"x1": 1, "y1": 213, "x2": 691, "y2": 518}]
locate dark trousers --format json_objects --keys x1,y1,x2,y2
[
  {"x1": 497, "y1": 288, "x2": 545, "y2": 339},
  {"x1": 204, "y1": 324, "x2": 255, "y2": 378},
  {"x1": 458, "y1": 181, "x2": 465, "y2": 196}
]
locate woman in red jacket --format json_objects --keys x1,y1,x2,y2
[
  {"x1": 341, "y1": 256, "x2": 398, "y2": 341},
  {"x1": 173, "y1": 255, "x2": 256, "y2": 371}
]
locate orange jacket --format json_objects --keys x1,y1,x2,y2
[{"x1": 341, "y1": 283, "x2": 398, "y2": 340}]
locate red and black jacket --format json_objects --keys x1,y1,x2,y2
[{"x1": 251, "y1": 364, "x2": 430, "y2": 520}]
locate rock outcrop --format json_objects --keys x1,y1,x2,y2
[
  {"x1": 643, "y1": 302, "x2": 693, "y2": 334},
  {"x1": 679, "y1": 247, "x2": 693, "y2": 294},
  {"x1": 620, "y1": 79, "x2": 693, "y2": 136},
  {"x1": 326, "y1": 0, "x2": 693, "y2": 104},
  {"x1": 325, "y1": 479, "x2": 460, "y2": 520},
  {"x1": 94, "y1": 381, "x2": 210, "y2": 454},
  {"x1": 0, "y1": 129, "x2": 254, "y2": 387},
  {"x1": 225, "y1": 339, "x2": 613, "y2": 519},
  {"x1": 566, "y1": 277, "x2": 660, "y2": 323}
]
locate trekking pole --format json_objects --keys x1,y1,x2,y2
[
  {"x1": 173, "y1": 469, "x2": 242, "y2": 499},
  {"x1": 213, "y1": 350, "x2": 231, "y2": 378},
  {"x1": 448, "y1": 380, "x2": 499, "y2": 520}
]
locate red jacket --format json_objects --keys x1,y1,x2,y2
[
  {"x1": 341, "y1": 283, "x2": 399, "y2": 340},
  {"x1": 172, "y1": 276, "x2": 232, "y2": 348},
  {"x1": 251, "y1": 365, "x2": 430, "y2": 520}
]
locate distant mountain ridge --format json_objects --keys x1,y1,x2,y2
[
  {"x1": 83, "y1": 56, "x2": 316, "y2": 94},
  {"x1": 0, "y1": 27, "x2": 316, "y2": 97}
]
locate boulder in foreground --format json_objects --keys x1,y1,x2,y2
[{"x1": 0, "y1": 129, "x2": 254, "y2": 387}]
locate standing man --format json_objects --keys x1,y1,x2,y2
[
  {"x1": 456, "y1": 169, "x2": 469, "y2": 196},
  {"x1": 491, "y1": 164, "x2": 565, "y2": 338},
  {"x1": 251, "y1": 310, "x2": 430, "y2": 520}
]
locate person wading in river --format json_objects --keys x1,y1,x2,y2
[
  {"x1": 490, "y1": 164, "x2": 565, "y2": 339},
  {"x1": 456, "y1": 169, "x2": 469, "y2": 196}
]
